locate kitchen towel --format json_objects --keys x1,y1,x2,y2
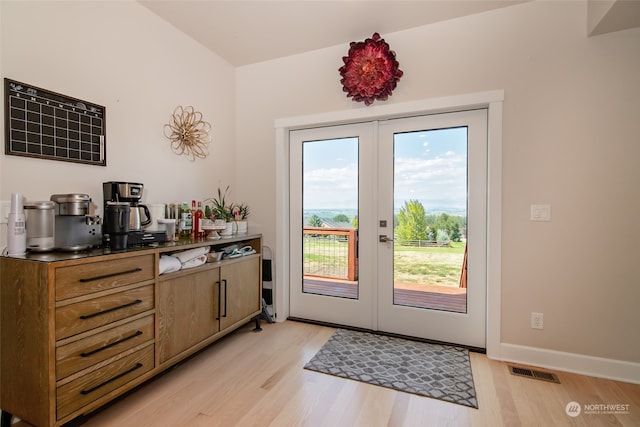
[
  {"x1": 159, "y1": 255, "x2": 181, "y2": 275},
  {"x1": 180, "y1": 254, "x2": 207, "y2": 270},
  {"x1": 172, "y1": 246, "x2": 210, "y2": 264}
]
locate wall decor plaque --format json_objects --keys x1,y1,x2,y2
[{"x1": 4, "y1": 78, "x2": 106, "y2": 166}]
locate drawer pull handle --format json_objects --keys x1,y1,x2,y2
[
  {"x1": 223, "y1": 279, "x2": 228, "y2": 318},
  {"x1": 216, "y1": 281, "x2": 221, "y2": 320},
  {"x1": 79, "y1": 299, "x2": 143, "y2": 320},
  {"x1": 80, "y1": 362, "x2": 143, "y2": 395},
  {"x1": 78, "y1": 268, "x2": 143, "y2": 283},
  {"x1": 80, "y1": 330, "x2": 143, "y2": 357}
]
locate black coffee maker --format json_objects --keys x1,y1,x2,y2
[{"x1": 103, "y1": 181, "x2": 164, "y2": 247}]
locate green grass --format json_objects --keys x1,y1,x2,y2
[
  {"x1": 394, "y1": 241, "x2": 466, "y2": 254},
  {"x1": 303, "y1": 238, "x2": 465, "y2": 287},
  {"x1": 393, "y1": 242, "x2": 465, "y2": 287}
]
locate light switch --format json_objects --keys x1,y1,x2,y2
[{"x1": 530, "y1": 204, "x2": 551, "y2": 221}]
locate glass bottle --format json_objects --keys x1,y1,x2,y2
[
  {"x1": 180, "y1": 202, "x2": 192, "y2": 238},
  {"x1": 196, "y1": 201, "x2": 205, "y2": 238}
]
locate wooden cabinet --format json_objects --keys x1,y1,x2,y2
[
  {"x1": 220, "y1": 257, "x2": 261, "y2": 330},
  {"x1": 0, "y1": 252, "x2": 156, "y2": 427},
  {"x1": 157, "y1": 266, "x2": 221, "y2": 363},
  {"x1": 157, "y1": 253, "x2": 261, "y2": 366},
  {"x1": 0, "y1": 234, "x2": 262, "y2": 427}
]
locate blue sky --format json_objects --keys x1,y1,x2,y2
[{"x1": 303, "y1": 127, "x2": 467, "y2": 213}]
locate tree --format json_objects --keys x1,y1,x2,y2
[
  {"x1": 395, "y1": 200, "x2": 428, "y2": 241},
  {"x1": 333, "y1": 214, "x2": 350, "y2": 223},
  {"x1": 436, "y1": 229, "x2": 450, "y2": 244},
  {"x1": 307, "y1": 215, "x2": 323, "y2": 227},
  {"x1": 449, "y1": 221, "x2": 461, "y2": 242},
  {"x1": 435, "y1": 213, "x2": 462, "y2": 242}
]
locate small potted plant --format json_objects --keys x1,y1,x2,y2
[
  {"x1": 232, "y1": 202, "x2": 250, "y2": 234},
  {"x1": 204, "y1": 186, "x2": 234, "y2": 236}
]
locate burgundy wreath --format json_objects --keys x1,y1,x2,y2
[{"x1": 339, "y1": 32, "x2": 403, "y2": 106}]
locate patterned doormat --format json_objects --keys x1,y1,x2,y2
[{"x1": 304, "y1": 329, "x2": 478, "y2": 408}]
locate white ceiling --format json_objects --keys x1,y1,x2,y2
[
  {"x1": 137, "y1": 0, "x2": 529, "y2": 66},
  {"x1": 138, "y1": 0, "x2": 640, "y2": 67}
]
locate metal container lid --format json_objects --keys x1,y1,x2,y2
[
  {"x1": 50, "y1": 194, "x2": 91, "y2": 204},
  {"x1": 50, "y1": 194, "x2": 92, "y2": 216},
  {"x1": 25, "y1": 201, "x2": 56, "y2": 210}
]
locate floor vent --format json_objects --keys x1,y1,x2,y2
[{"x1": 508, "y1": 366, "x2": 560, "y2": 383}]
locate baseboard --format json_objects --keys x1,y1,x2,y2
[{"x1": 491, "y1": 342, "x2": 640, "y2": 384}]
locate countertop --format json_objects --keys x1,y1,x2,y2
[{"x1": 2, "y1": 233, "x2": 262, "y2": 263}]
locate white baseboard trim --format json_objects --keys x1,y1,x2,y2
[{"x1": 491, "y1": 343, "x2": 640, "y2": 385}]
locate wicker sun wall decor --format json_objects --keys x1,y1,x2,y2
[{"x1": 163, "y1": 105, "x2": 211, "y2": 161}]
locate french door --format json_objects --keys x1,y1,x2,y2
[
  {"x1": 289, "y1": 123, "x2": 375, "y2": 329},
  {"x1": 289, "y1": 110, "x2": 487, "y2": 348}
]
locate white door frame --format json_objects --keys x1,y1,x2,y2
[{"x1": 275, "y1": 90, "x2": 503, "y2": 358}]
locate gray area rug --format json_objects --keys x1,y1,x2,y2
[{"x1": 304, "y1": 328, "x2": 478, "y2": 408}]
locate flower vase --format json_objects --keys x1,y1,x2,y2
[
  {"x1": 220, "y1": 221, "x2": 234, "y2": 237},
  {"x1": 234, "y1": 220, "x2": 248, "y2": 234}
]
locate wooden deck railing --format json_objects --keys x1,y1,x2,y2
[
  {"x1": 303, "y1": 227, "x2": 358, "y2": 281},
  {"x1": 303, "y1": 227, "x2": 466, "y2": 289}
]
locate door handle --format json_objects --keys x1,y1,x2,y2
[{"x1": 379, "y1": 235, "x2": 394, "y2": 243}]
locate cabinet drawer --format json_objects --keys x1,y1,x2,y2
[
  {"x1": 56, "y1": 345, "x2": 154, "y2": 420},
  {"x1": 56, "y1": 315, "x2": 154, "y2": 380},
  {"x1": 56, "y1": 254, "x2": 154, "y2": 301},
  {"x1": 56, "y1": 285, "x2": 154, "y2": 340}
]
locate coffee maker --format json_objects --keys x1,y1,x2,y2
[
  {"x1": 50, "y1": 193, "x2": 102, "y2": 251},
  {"x1": 103, "y1": 181, "x2": 165, "y2": 247}
]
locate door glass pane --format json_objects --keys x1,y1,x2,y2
[
  {"x1": 393, "y1": 127, "x2": 468, "y2": 313},
  {"x1": 302, "y1": 138, "x2": 359, "y2": 299}
]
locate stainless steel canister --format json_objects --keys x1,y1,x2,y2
[
  {"x1": 24, "y1": 201, "x2": 56, "y2": 252},
  {"x1": 50, "y1": 193, "x2": 91, "y2": 215}
]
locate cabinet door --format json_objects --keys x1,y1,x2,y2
[
  {"x1": 220, "y1": 257, "x2": 261, "y2": 330},
  {"x1": 158, "y1": 268, "x2": 220, "y2": 363}
]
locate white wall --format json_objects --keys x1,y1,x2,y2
[
  {"x1": 236, "y1": 0, "x2": 640, "y2": 373},
  {"x1": 0, "y1": 0, "x2": 236, "y2": 246},
  {"x1": 2, "y1": 0, "x2": 638, "y2": 380}
]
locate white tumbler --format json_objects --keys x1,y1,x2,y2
[{"x1": 7, "y1": 192, "x2": 27, "y2": 256}]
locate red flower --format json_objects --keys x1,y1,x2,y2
[{"x1": 339, "y1": 33, "x2": 403, "y2": 106}]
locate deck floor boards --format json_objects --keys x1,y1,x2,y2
[{"x1": 303, "y1": 277, "x2": 467, "y2": 313}]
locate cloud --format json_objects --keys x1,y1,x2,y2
[
  {"x1": 304, "y1": 164, "x2": 357, "y2": 186},
  {"x1": 394, "y1": 154, "x2": 467, "y2": 208},
  {"x1": 304, "y1": 164, "x2": 359, "y2": 208}
]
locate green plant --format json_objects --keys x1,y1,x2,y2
[
  {"x1": 204, "y1": 185, "x2": 233, "y2": 221},
  {"x1": 204, "y1": 204, "x2": 214, "y2": 220},
  {"x1": 232, "y1": 202, "x2": 250, "y2": 220}
]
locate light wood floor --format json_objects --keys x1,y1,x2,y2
[{"x1": 19, "y1": 320, "x2": 640, "y2": 427}]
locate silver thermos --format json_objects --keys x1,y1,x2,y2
[{"x1": 24, "y1": 201, "x2": 56, "y2": 252}]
